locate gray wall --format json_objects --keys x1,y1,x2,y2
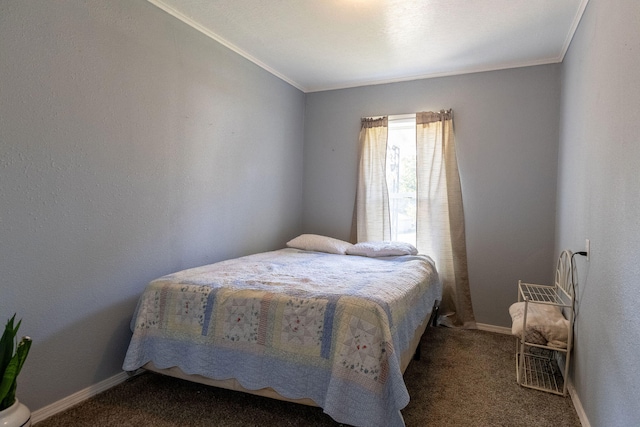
[
  {"x1": 558, "y1": 0, "x2": 640, "y2": 425},
  {"x1": 0, "y1": 0, "x2": 304, "y2": 411},
  {"x1": 303, "y1": 65, "x2": 561, "y2": 327}
]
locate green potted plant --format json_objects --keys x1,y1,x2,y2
[{"x1": 0, "y1": 314, "x2": 32, "y2": 427}]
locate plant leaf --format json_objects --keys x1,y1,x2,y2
[
  {"x1": 0, "y1": 378, "x2": 17, "y2": 410},
  {"x1": 14, "y1": 338, "x2": 32, "y2": 378},
  {"x1": 0, "y1": 317, "x2": 30, "y2": 411},
  {"x1": 0, "y1": 314, "x2": 17, "y2": 375},
  {"x1": 0, "y1": 353, "x2": 19, "y2": 404}
]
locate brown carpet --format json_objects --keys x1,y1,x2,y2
[{"x1": 35, "y1": 328, "x2": 581, "y2": 426}]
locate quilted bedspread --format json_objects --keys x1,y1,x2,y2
[{"x1": 123, "y1": 248, "x2": 441, "y2": 427}]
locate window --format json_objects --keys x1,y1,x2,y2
[
  {"x1": 355, "y1": 110, "x2": 475, "y2": 327},
  {"x1": 387, "y1": 114, "x2": 416, "y2": 245}
]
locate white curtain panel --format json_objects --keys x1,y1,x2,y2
[
  {"x1": 416, "y1": 110, "x2": 475, "y2": 328},
  {"x1": 354, "y1": 117, "x2": 391, "y2": 242}
]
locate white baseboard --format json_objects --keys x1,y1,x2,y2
[
  {"x1": 568, "y1": 381, "x2": 590, "y2": 427},
  {"x1": 31, "y1": 371, "x2": 130, "y2": 424},
  {"x1": 476, "y1": 322, "x2": 512, "y2": 335}
]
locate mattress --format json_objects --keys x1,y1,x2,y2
[{"x1": 123, "y1": 248, "x2": 441, "y2": 427}]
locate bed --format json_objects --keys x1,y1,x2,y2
[{"x1": 122, "y1": 238, "x2": 441, "y2": 427}]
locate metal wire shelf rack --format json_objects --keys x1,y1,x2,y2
[
  {"x1": 514, "y1": 250, "x2": 575, "y2": 396},
  {"x1": 516, "y1": 347, "x2": 565, "y2": 394}
]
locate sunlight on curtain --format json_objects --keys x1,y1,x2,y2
[
  {"x1": 354, "y1": 117, "x2": 390, "y2": 242},
  {"x1": 416, "y1": 110, "x2": 475, "y2": 328}
]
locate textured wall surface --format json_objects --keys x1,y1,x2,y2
[
  {"x1": 0, "y1": 0, "x2": 304, "y2": 411},
  {"x1": 303, "y1": 65, "x2": 561, "y2": 328},
  {"x1": 558, "y1": 0, "x2": 640, "y2": 425}
]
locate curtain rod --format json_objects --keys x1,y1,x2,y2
[
  {"x1": 362, "y1": 110, "x2": 452, "y2": 121},
  {"x1": 360, "y1": 113, "x2": 413, "y2": 121}
]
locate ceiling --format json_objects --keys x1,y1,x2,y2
[{"x1": 147, "y1": 0, "x2": 589, "y2": 93}]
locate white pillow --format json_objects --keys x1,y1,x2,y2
[
  {"x1": 286, "y1": 234, "x2": 353, "y2": 255},
  {"x1": 346, "y1": 241, "x2": 418, "y2": 257}
]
